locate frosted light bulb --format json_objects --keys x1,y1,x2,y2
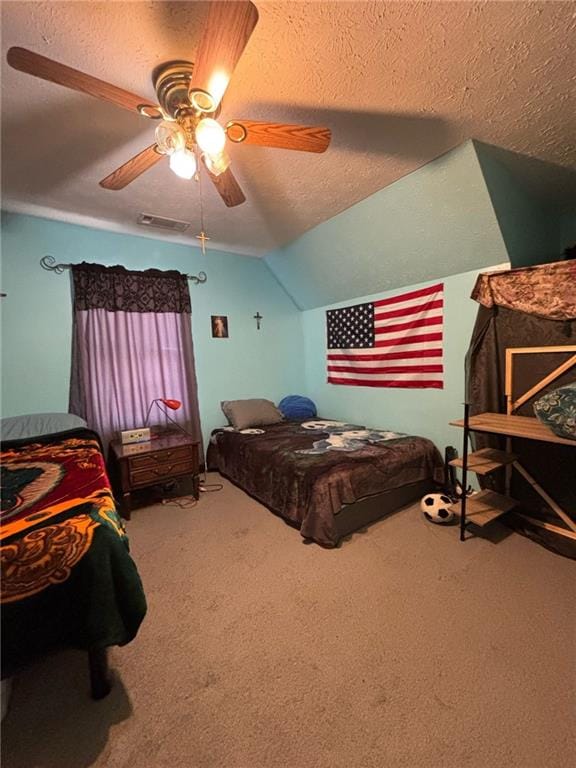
[
  {"x1": 169, "y1": 148, "x2": 196, "y2": 180},
  {"x1": 203, "y1": 150, "x2": 231, "y2": 177},
  {"x1": 195, "y1": 118, "x2": 226, "y2": 155},
  {"x1": 155, "y1": 121, "x2": 185, "y2": 155}
]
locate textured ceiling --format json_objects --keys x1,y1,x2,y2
[{"x1": 1, "y1": 1, "x2": 575, "y2": 256}]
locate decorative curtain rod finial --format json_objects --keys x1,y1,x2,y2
[
  {"x1": 40, "y1": 255, "x2": 207, "y2": 284},
  {"x1": 41, "y1": 255, "x2": 66, "y2": 274}
]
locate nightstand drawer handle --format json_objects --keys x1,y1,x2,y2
[
  {"x1": 152, "y1": 451, "x2": 173, "y2": 462},
  {"x1": 153, "y1": 465, "x2": 173, "y2": 476}
]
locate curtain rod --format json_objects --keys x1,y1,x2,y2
[{"x1": 40, "y1": 255, "x2": 207, "y2": 284}]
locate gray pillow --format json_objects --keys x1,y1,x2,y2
[
  {"x1": 0, "y1": 412, "x2": 87, "y2": 442},
  {"x1": 221, "y1": 399, "x2": 284, "y2": 431}
]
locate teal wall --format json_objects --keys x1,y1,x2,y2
[
  {"x1": 265, "y1": 140, "x2": 508, "y2": 310},
  {"x1": 474, "y1": 141, "x2": 566, "y2": 267},
  {"x1": 302, "y1": 268, "x2": 490, "y2": 455},
  {"x1": 0, "y1": 212, "x2": 304, "y2": 448},
  {"x1": 7, "y1": 134, "x2": 563, "y2": 461}
]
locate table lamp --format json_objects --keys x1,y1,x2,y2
[{"x1": 144, "y1": 398, "x2": 189, "y2": 436}]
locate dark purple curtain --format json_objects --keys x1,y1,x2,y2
[
  {"x1": 466, "y1": 261, "x2": 575, "y2": 557},
  {"x1": 69, "y1": 263, "x2": 203, "y2": 455}
]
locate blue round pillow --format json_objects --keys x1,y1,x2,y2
[{"x1": 278, "y1": 395, "x2": 317, "y2": 421}]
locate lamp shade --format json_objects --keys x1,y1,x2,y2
[
  {"x1": 144, "y1": 397, "x2": 186, "y2": 433},
  {"x1": 160, "y1": 399, "x2": 181, "y2": 410}
]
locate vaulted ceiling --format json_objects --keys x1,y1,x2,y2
[{"x1": 1, "y1": 1, "x2": 575, "y2": 256}]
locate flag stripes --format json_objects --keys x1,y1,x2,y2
[
  {"x1": 372, "y1": 283, "x2": 443, "y2": 307},
  {"x1": 328, "y1": 349, "x2": 442, "y2": 362},
  {"x1": 370, "y1": 334, "x2": 443, "y2": 352},
  {"x1": 374, "y1": 315, "x2": 442, "y2": 335},
  {"x1": 374, "y1": 298, "x2": 443, "y2": 322},
  {"x1": 326, "y1": 283, "x2": 444, "y2": 389},
  {"x1": 327, "y1": 364, "x2": 443, "y2": 374},
  {"x1": 327, "y1": 378, "x2": 444, "y2": 389}
]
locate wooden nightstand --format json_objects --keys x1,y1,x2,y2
[{"x1": 108, "y1": 433, "x2": 200, "y2": 518}]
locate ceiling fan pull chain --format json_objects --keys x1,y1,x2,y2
[{"x1": 195, "y1": 147, "x2": 210, "y2": 256}]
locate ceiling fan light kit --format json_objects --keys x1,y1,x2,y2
[
  {"x1": 195, "y1": 118, "x2": 226, "y2": 156},
  {"x1": 169, "y1": 148, "x2": 197, "y2": 180},
  {"x1": 155, "y1": 121, "x2": 186, "y2": 155},
  {"x1": 6, "y1": 0, "x2": 331, "y2": 210},
  {"x1": 154, "y1": 112, "x2": 228, "y2": 180}
]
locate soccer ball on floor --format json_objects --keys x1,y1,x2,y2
[{"x1": 420, "y1": 493, "x2": 455, "y2": 524}]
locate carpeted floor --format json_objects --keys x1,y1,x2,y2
[{"x1": 2, "y1": 474, "x2": 575, "y2": 768}]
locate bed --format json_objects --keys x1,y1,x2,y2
[
  {"x1": 1, "y1": 414, "x2": 146, "y2": 698},
  {"x1": 207, "y1": 418, "x2": 444, "y2": 547}
]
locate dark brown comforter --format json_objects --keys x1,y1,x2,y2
[{"x1": 207, "y1": 421, "x2": 443, "y2": 546}]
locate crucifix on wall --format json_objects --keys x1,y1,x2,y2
[{"x1": 254, "y1": 312, "x2": 262, "y2": 330}]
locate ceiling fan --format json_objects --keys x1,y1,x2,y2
[{"x1": 6, "y1": 1, "x2": 331, "y2": 208}]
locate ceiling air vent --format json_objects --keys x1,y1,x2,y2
[{"x1": 137, "y1": 213, "x2": 190, "y2": 232}]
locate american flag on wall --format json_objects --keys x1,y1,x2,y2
[{"x1": 326, "y1": 283, "x2": 444, "y2": 389}]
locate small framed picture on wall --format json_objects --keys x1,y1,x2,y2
[{"x1": 211, "y1": 315, "x2": 229, "y2": 338}]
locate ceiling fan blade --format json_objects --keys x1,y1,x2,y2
[
  {"x1": 202, "y1": 160, "x2": 246, "y2": 207},
  {"x1": 100, "y1": 144, "x2": 164, "y2": 190},
  {"x1": 7, "y1": 47, "x2": 163, "y2": 118},
  {"x1": 189, "y1": 1, "x2": 258, "y2": 111},
  {"x1": 226, "y1": 120, "x2": 331, "y2": 153}
]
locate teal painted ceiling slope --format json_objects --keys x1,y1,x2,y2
[
  {"x1": 473, "y1": 141, "x2": 576, "y2": 268},
  {"x1": 264, "y1": 140, "x2": 509, "y2": 310}
]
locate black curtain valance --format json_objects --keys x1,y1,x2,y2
[{"x1": 71, "y1": 262, "x2": 191, "y2": 314}]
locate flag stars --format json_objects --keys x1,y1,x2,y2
[{"x1": 327, "y1": 301, "x2": 375, "y2": 350}]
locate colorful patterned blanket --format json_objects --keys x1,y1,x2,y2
[{"x1": 1, "y1": 429, "x2": 146, "y2": 671}]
